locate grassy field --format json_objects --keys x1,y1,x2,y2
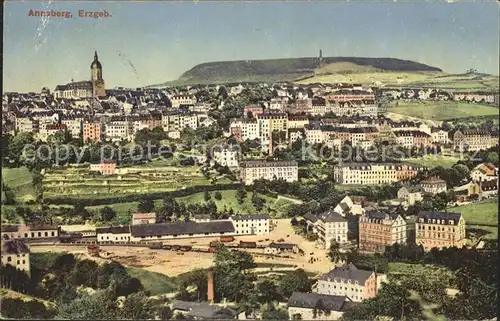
[
  {"x1": 467, "y1": 225, "x2": 498, "y2": 241},
  {"x1": 298, "y1": 71, "x2": 499, "y2": 90},
  {"x1": 452, "y1": 199, "x2": 498, "y2": 226},
  {"x1": 388, "y1": 101, "x2": 499, "y2": 120},
  {"x1": 388, "y1": 262, "x2": 456, "y2": 286},
  {"x1": 126, "y1": 267, "x2": 178, "y2": 295},
  {"x1": 403, "y1": 155, "x2": 460, "y2": 169},
  {"x1": 2, "y1": 167, "x2": 36, "y2": 202},
  {"x1": 176, "y1": 189, "x2": 298, "y2": 217}
]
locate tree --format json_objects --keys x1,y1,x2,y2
[
  {"x1": 328, "y1": 240, "x2": 345, "y2": 264},
  {"x1": 236, "y1": 186, "x2": 247, "y2": 204},
  {"x1": 137, "y1": 199, "x2": 154, "y2": 213},
  {"x1": 277, "y1": 269, "x2": 311, "y2": 298},
  {"x1": 204, "y1": 191, "x2": 211, "y2": 202},
  {"x1": 0, "y1": 297, "x2": 55, "y2": 319},
  {"x1": 118, "y1": 291, "x2": 155, "y2": 319},
  {"x1": 256, "y1": 279, "x2": 280, "y2": 303},
  {"x1": 52, "y1": 253, "x2": 77, "y2": 274},
  {"x1": 56, "y1": 290, "x2": 117, "y2": 320},
  {"x1": 71, "y1": 259, "x2": 99, "y2": 288},
  {"x1": 100, "y1": 206, "x2": 117, "y2": 222},
  {"x1": 485, "y1": 152, "x2": 499, "y2": 165},
  {"x1": 251, "y1": 193, "x2": 265, "y2": 212},
  {"x1": 260, "y1": 303, "x2": 289, "y2": 320},
  {"x1": 214, "y1": 191, "x2": 222, "y2": 200}
]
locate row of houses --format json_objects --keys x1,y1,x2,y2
[
  {"x1": 333, "y1": 162, "x2": 426, "y2": 185},
  {"x1": 14, "y1": 110, "x2": 213, "y2": 143},
  {"x1": 303, "y1": 206, "x2": 467, "y2": 252}
]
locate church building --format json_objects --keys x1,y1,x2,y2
[{"x1": 54, "y1": 51, "x2": 106, "y2": 99}]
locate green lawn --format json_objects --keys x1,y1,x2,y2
[
  {"x1": 467, "y1": 225, "x2": 498, "y2": 241},
  {"x1": 388, "y1": 262, "x2": 456, "y2": 286},
  {"x1": 403, "y1": 156, "x2": 460, "y2": 169},
  {"x1": 452, "y1": 199, "x2": 498, "y2": 226},
  {"x1": 388, "y1": 101, "x2": 499, "y2": 120},
  {"x1": 2, "y1": 167, "x2": 36, "y2": 202},
  {"x1": 176, "y1": 190, "x2": 298, "y2": 217},
  {"x1": 126, "y1": 267, "x2": 178, "y2": 295}
]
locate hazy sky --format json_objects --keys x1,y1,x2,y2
[{"x1": 3, "y1": 1, "x2": 499, "y2": 92}]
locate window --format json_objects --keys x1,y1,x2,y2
[{"x1": 7, "y1": 257, "x2": 11, "y2": 262}]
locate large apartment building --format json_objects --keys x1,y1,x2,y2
[
  {"x1": 83, "y1": 121, "x2": 102, "y2": 143},
  {"x1": 453, "y1": 130, "x2": 492, "y2": 151},
  {"x1": 333, "y1": 163, "x2": 425, "y2": 185},
  {"x1": 161, "y1": 111, "x2": 198, "y2": 133},
  {"x1": 305, "y1": 211, "x2": 348, "y2": 249},
  {"x1": 359, "y1": 212, "x2": 406, "y2": 252},
  {"x1": 415, "y1": 211, "x2": 466, "y2": 251},
  {"x1": 239, "y1": 160, "x2": 298, "y2": 185},
  {"x1": 1, "y1": 239, "x2": 31, "y2": 276},
  {"x1": 313, "y1": 263, "x2": 382, "y2": 302}
]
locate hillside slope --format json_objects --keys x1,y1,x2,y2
[{"x1": 162, "y1": 57, "x2": 442, "y2": 86}]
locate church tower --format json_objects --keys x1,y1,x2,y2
[
  {"x1": 91, "y1": 51, "x2": 106, "y2": 97},
  {"x1": 318, "y1": 49, "x2": 324, "y2": 68}
]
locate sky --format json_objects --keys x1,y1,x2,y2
[{"x1": 3, "y1": 0, "x2": 499, "y2": 92}]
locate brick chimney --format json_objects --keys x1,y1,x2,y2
[{"x1": 207, "y1": 269, "x2": 214, "y2": 304}]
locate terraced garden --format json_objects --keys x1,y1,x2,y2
[{"x1": 42, "y1": 166, "x2": 233, "y2": 200}]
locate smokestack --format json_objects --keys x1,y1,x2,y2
[{"x1": 207, "y1": 269, "x2": 214, "y2": 304}]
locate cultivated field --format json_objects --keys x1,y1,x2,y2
[
  {"x1": 42, "y1": 166, "x2": 232, "y2": 200},
  {"x1": 387, "y1": 101, "x2": 499, "y2": 120},
  {"x1": 388, "y1": 262, "x2": 456, "y2": 287}
]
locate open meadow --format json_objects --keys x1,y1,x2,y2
[
  {"x1": 1, "y1": 167, "x2": 36, "y2": 202},
  {"x1": 453, "y1": 199, "x2": 498, "y2": 226},
  {"x1": 387, "y1": 100, "x2": 499, "y2": 121}
]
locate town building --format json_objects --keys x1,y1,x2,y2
[
  {"x1": 415, "y1": 211, "x2": 466, "y2": 251},
  {"x1": 132, "y1": 213, "x2": 157, "y2": 225},
  {"x1": 229, "y1": 214, "x2": 270, "y2": 235},
  {"x1": 313, "y1": 263, "x2": 383, "y2": 302},
  {"x1": 420, "y1": 177, "x2": 447, "y2": 195},
  {"x1": 212, "y1": 145, "x2": 240, "y2": 168},
  {"x1": 397, "y1": 185, "x2": 423, "y2": 206},
  {"x1": 96, "y1": 226, "x2": 131, "y2": 242},
  {"x1": 1, "y1": 239, "x2": 31, "y2": 276},
  {"x1": 89, "y1": 161, "x2": 117, "y2": 175},
  {"x1": 169, "y1": 95, "x2": 196, "y2": 108},
  {"x1": 264, "y1": 242, "x2": 299, "y2": 254},
  {"x1": 480, "y1": 179, "x2": 499, "y2": 198},
  {"x1": 431, "y1": 128, "x2": 449, "y2": 144},
  {"x1": 358, "y1": 212, "x2": 406, "y2": 252},
  {"x1": 453, "y1": 181, "x2": 481, "y2": 202},
  {"x1": 161, "y1": 111, "x2": 198, "y2": 133},
  {"x1": 38, "y1": 124, "x2": 68, "y2": 142},
  {"x1": 229, "y1": 118, "x2": 259, "y2": 142},
  {"x1": 471, "y1": 163, "x2": 498, "y2": 183},
  {"x1": 15, "y1": 117, "x2": 38, "y2": 134},
  {"x1": 83, "y1": 121, "x2": 102, "y2": 143},
  {"x1": 54, "y1": 51, "x2": 105, "y2": 98},
  {"x1": 105, "y1": 117, "x2": 134, "y2": 142},
  {"x1": 333, "y1": 196, "x2": 365, "y2": 216},
  {"x1": 453, "y1": 130, "x2": 492, "y2": 151},
  {"x1": 287, "y1": 292, "x2": 354, "y2": 321},
  {"x1": 314, "y1": 211, "x2": 348, "y2": 248},
  {"x1": 0, "y1": 224, "x2": 59, "y2": 240},
  {"x1": 60, "y1": 117, "x2": 83, "y2": 138},
  {"x1": 333, "y1": 163, "x2": 425, "y2": 185},
  {"x1": 238, "y1": 160, "x2": 298, "y2": 185}
]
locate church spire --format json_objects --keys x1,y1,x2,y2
[{"x1": 94, "y1": 51, "x2": 98, "y2": 61}]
